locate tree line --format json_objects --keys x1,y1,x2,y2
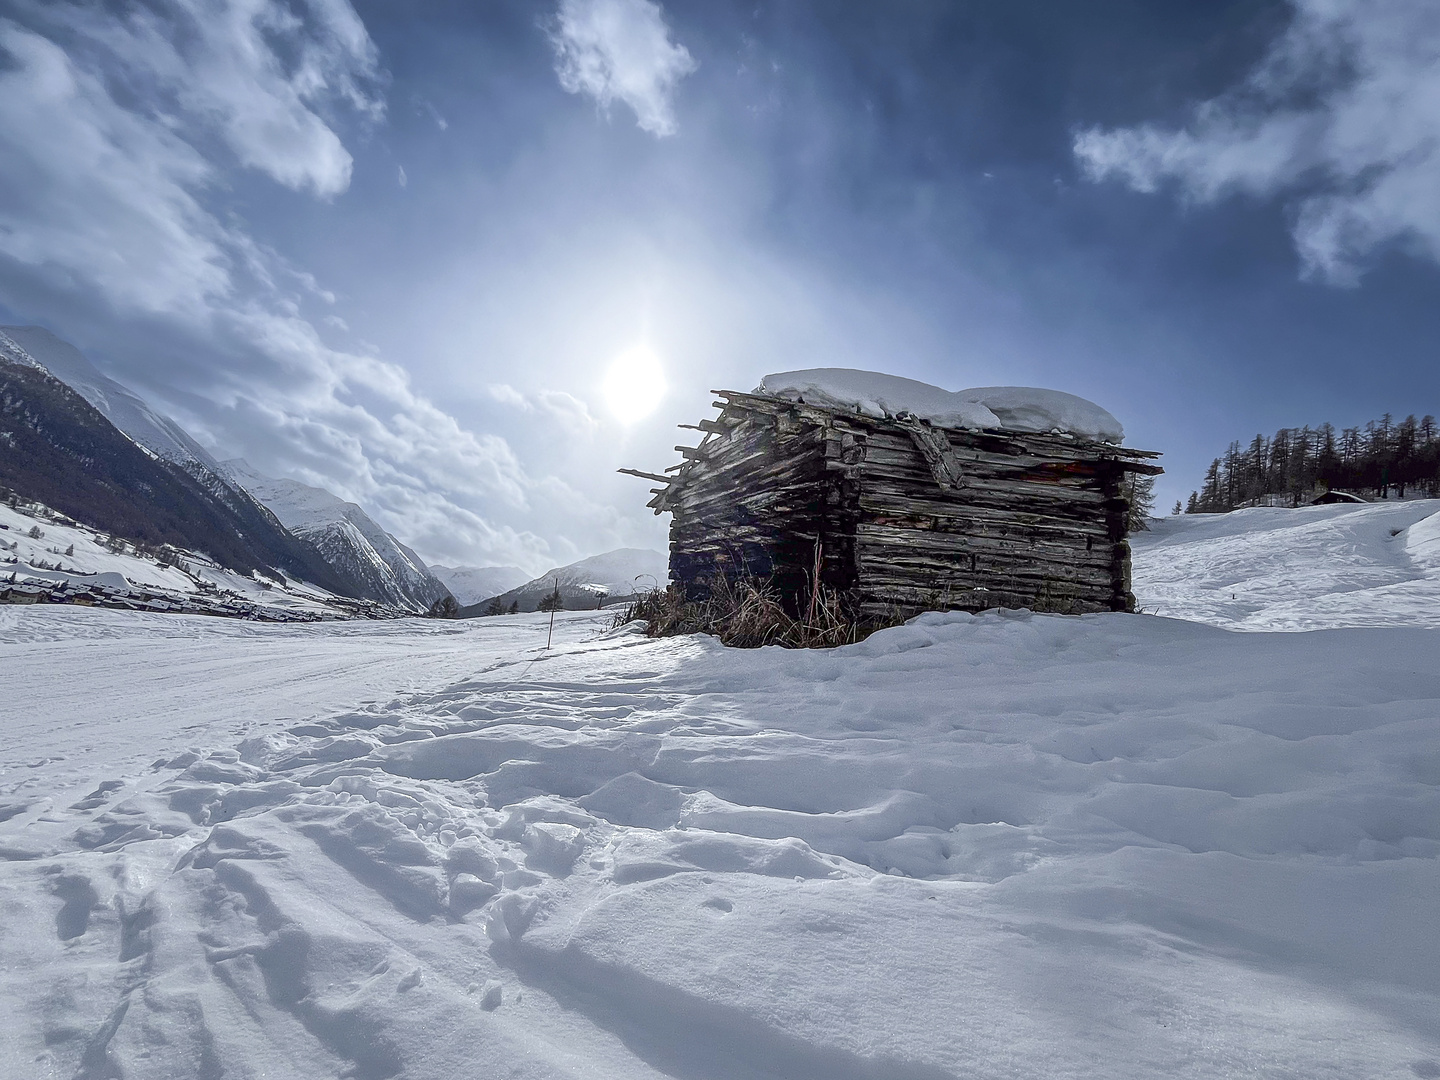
[{"x1": 1183, "y1": 413, "x2": 1440, "y2": 513}]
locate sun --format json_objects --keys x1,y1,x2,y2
[{"x1": 603, "y1": 345, "x2": 666, "y2": 424}]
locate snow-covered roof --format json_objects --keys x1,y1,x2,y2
[{"x1": 756, "y1": 368, "x2": 1125, "y2": 443}]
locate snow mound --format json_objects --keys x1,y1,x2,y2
[
  {"x1": 957, "y1": 384, "x2": 1124, "y2": 442},
  {"x1": 758, "y1": 369, "x2": 1001, "y2": 430},
  {"x1": 756, "y1": 368, "x2": 1125, "y2": 442}
]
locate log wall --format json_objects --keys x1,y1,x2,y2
[{"x1": 641, "y1": 391, "x2": 1160, "y2": 624}]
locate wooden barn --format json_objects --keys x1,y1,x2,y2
[{"x1": 624, "y1": 370, "x2": 1162, "y2": 625}]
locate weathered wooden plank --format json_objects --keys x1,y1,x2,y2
[{"x1": 651, "y1": 395, "x2": 1151, "y2": 619}]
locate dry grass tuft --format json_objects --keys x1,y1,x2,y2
[{"x1": 613, "y1": 574, "x2": 862, "y2": 649}]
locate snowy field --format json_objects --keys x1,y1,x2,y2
[
  {"x1": 2, "y1": 504, "x2": 1440, "y2": 1078},
  {"x1": 1132, "y1": 499, "x2": 1440, "y2": 630}
]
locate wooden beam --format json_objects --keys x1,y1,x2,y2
[{"x1": 617, "y1": 467, "x2": 669, "y2": 484}]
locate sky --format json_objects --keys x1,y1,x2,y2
[{"x1": 2, "y1": 0, "x2": 1439, "y2": 573}]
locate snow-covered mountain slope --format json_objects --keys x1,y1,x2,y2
[
  {"x1": 428, "y1": 563, "x2": 529, "y2": 606},
  {"x1": 2, "y1": 605, "x2": 1437, "y2": 1077},
  {"x1": 0, "y1": 499, "x2": 372, "y2": 619},
  {"x1": 473, "y1": 547, "x2": 668, "y2": 612},
  {"x1": 0, "y1": 325, "x2": 220, "y2": 473},
  {"x1": 0, "y1": 359, "x2": 355, "y2": 594},
  {"x1": 1131, "y1": 499, "x2": 1440, "y2": 630},
  {"x1": 225, "y1": 460, "x2": 452, "y2": 614}
]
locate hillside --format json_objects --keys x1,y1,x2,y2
[
  {"x1": 0, "y1": 499, "x2": 377, "y2": 619},
  {"x1": 1131, "y1": 499, "x2": 1440, "y2": 630},
  {"x1": 463, "y1": 547, "x2": 668, "y2": 613},
  {"x1": 0, "y1": 325, "x2": 221, "y2": 473},
  {"x1": 224, "y1": 460, "x2": 453, "y2": 614},
  {"x1": 1, "y1": 326, "x2": 454, "y2": 616},
  {"x1": 0, "y1": 359, "x2": 353, "y2": 593}
]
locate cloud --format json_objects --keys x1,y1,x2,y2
[
  {"x1": 0, "y1": 1, "x2": 555, "y2": 569},
  {"x1": 487, "y1": 383, "x2": 600, "y2": 431},
  {"x1": 412, "y1": 94, "x2": 449, "y2": 131},
  {"x1": 547, "y1": 0, "x2": 697, "y2": 137},
  {"x1": 59, "y1": 0, "x2": 382, "y2": 197},
  {"x1": 1074, "y1": 0, "x2": 1440, "y2": 285}
]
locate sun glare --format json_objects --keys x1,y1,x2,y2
[{"x1": 603, "y1": 345, "x2": 666, "y2": 423}]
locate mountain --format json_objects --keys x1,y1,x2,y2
[
  {"x1": 0, "y1": 325, "x2": 333, "y2": 570},
  {"x1": 0, "y1": 356, "x2": 354, "y2": 593},
  {"x1": 224, "y1": 460, "x2": 452, "y2": 614},
  {"x1": 463, "y1": 547, "x2": 667, "y2": 614},
  {"x1": 428, "y1": 564, "x2": 530, "y2": 606},
  {"x1": 0, "y1": 325, "x2": 452, "y2": 616},
  {"x1": 0, "y1": 326, "x2": 220, "y2": 473}
]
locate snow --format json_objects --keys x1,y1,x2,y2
[
  {"x1": 1132, "y1": 499, "x2": 1440, "y2": 630},
  {"x1": 758, "y1": 369, "x2": 1002, "y2": 431},
  {"x1": 956, "y1": 384, "x2": 1125, "y2": 443},
  {"x1": 757, "y1": 368, "x2": 1125, "y2": 442},
  {"x1": 1, "y1": 501, "x2": 356, "y2": 617},
  {"x1": 2, "y1": 507, "x2": 1439, "y2": 1077}
]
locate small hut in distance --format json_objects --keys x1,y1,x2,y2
[{"x1": 624, "y1": 369, "x2": 1162, "y2": 625}]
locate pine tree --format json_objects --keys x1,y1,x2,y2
[
  {"x1": 428, "y1": 595, "x2": 460, "y2": 618},
  {"x1": 484, "y1": 597, "x2": 505, "y2": 616},
  {"x1": 1121, "y1": 473, "x2": 1156, "y2": 531}
]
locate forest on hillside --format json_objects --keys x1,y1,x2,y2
[{"x1": 1185, "y1": 413, "x2": 1440, "y2": 513}]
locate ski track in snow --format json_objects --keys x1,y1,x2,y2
[{"x1": 2, "y1": 508, "x2": 1440, "y2": 1078}]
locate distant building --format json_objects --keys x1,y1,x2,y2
[
  {"x1": 1310, "y1": 489, "x2": 1369, "y2": 505},
  {"x1": 626, "y1": 371, "x2": 1161, "y2": 625}
]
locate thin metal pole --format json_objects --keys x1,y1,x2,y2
[{"x1": 546, "y1": 577, "x2": 557, "y2": 649}]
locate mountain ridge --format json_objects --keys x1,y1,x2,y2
[
  {"x1": 0, "y1": 356, "x2": 355, "y2": 593},
  {"x1": 462, "y1": 547, "x2": 667, "y2": 614},
  {"x1": 428, "y1": 563, "x2": 530, "y2": 606},
  {"x1": 1, "y1": 324, "x2": 452, "y2": 616},
  {"x1": 224, "y1": 460, "x2": 452, "y2": 614}
]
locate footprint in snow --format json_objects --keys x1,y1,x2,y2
[
  {"x1": 49, "y1": 871, "x2": 99, "y2": 940},
  {"x1": 479, "y1": 981, "x2": 503, "y2": 1011}
]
